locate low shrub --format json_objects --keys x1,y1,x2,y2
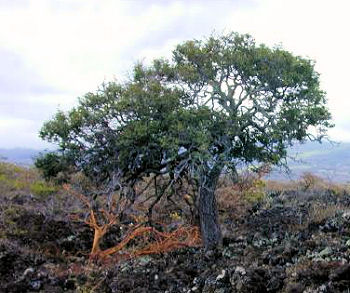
[
  {"x1": 300, "y1": 172, "x2": 326, "y2": 191},
  {"x1": 30, "y1": 181, "x2": 57, "y2": 198},
  {"x1": 243, "y1": 178, "x2": 266, "y2": 203}
]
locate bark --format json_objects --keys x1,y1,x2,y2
[
  {"x1": 91, "y1": 227, "x2": 104, "y2": 254},
  {"x1": 88, "y1": 210, "x2": 110, "y2": 255},
  {"x1": 199, "y1": 163, "x2": 223, "y2": 251}
]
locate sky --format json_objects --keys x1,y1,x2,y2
[{"x1": 0, "y1": 0, "x2": 349, "y2": 149}]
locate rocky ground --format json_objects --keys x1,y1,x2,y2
[{"x1": 1, "y1": 168, "x2": 350, "y2": 292}]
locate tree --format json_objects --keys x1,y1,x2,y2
[
  {"x1": 34, "y1": 152, "x2": 71, "y2": 183},
  {"x1": 38, "y1": 32, "x2": 333, "y2": 251}
]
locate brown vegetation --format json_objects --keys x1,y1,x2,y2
[{"x1": 1, "y1": 162, "x2": 350, "y2": 292}]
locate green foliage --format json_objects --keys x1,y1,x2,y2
[
  {"x1": 34, "y1": 152, "x2": 71, "y2": 182},
  {"x1": 0, "y1": 162, "x2": 32, "y2": 192},
  {"x1": 0, "y1": 162, "x2": 27, "y2": 177},
  {"x1": 37, "y1": 32, "x2": 333, "y2": 247},
  {"x1": 243, "y1": 179, "x2": 266, "y2": 203},
  {"x1": 30, "y1": 181, "x2": 57, "y2": 198},
  {"x1": 0, "y1": 175, "x2": 17, "y2": 189},
  {"x1": 0, "y1": 162, "x2": 58, "y2": 200},
  {"x1": 0, "y1": 205, "x2": 27, "y2": 238},
  {"x1": 168, "y1": 33, "x2": 332, "y2": 167}
]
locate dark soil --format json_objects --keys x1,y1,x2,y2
[{"x1": 1, "y1": 186, "x2": 350, "y2": 292}]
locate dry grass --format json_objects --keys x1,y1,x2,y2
[
  {"x1": 308, "y1": 203, "x2": 341, "y2": 224},
  {"x1": 264, "y1": 180, "x2": 297, "y2": 193},
  {"x1": 0, "y1": 162, "x2": 57, "y2": 198},
  {"x1": 3, "y1": 161, "x2": 350, "y2": 265},
  {"x1": 216, "y1": 185, "x2": 250, "y2": 222},
  {"x1": 265, "y1": 172, "x2": 350, "y2": 196},
  {"x1": 288, "y1": 203, "x2": 343, "y2": 232},
  {"x1": 217, "y1": 167, "x2": 271, "y2": 222}
]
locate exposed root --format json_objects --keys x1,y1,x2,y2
[
  {"x1": 87, "y1": 209, "x2": 117, "y2": 254},
  {"x1": 99, "y1": 224, "x2": 201, "y2": 259},
  {"x1": 64, "y1": 184, "x2": 117, "y2": 255},
  {"x1": 64, "y1": 184, "x2": 201, "y2": 261}
]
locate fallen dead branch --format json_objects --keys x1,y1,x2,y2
[
  {"x1": 63, "y1": 184, "x2": 201, "y2": 260},
  {"x1": 99, "y1": 224, "x2": 201, "y2": 258}
]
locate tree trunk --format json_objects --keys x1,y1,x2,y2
[{"x1": 199, "y1": 163, "x2": 222, "y2": 251}]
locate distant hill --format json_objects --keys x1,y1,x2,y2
[
  {"x1": 0, "y1": 148, "x2": 41, "y2": 166},
  {"x1": 1, "y1": 141, "x2": 349, "y2": 182},
  {"x1": 269, "y1": 141, "x2": 350, "y2": 182}
]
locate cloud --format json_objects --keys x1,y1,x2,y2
[
  {"x1": 0, "y1": 48, "x2": 75, "y2": 148},
  {"x1": 0, "y1": 0, "x2": 255, "y2": 148},
  {"x1": 223, "y1": 0, "x2": 350, "y2": 140},
  {"x1": 0, "y1": 0, "x2": 253, "y2": 92},
  {"x1": 0, "y1": 0, "x2": 349, "y2": 148},
  {"x1": 0, "y1": 49, "x2": 61, "y2": 95},
  {"x1": 0, "y1": 118, "x2": 48, "y2": 149}
]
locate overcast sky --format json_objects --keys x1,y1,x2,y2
[{"x1": 0, "y1": 0, "x2": 349, "y2": 149}]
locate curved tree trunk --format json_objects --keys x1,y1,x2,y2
[{"x1": 199, "y1": 163, "x2": 223, "y2": 251}]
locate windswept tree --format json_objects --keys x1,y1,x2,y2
[{"x1": 38, "y1": 32, "x2": 332, "y2": 251}]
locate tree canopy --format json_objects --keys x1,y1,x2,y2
[{"x1": 37, "y1": 32, "x2": 333, "y2": 250}]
